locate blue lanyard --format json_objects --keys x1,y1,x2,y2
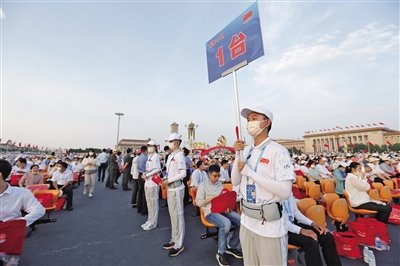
[{"x1": 245, "y1": 139, "x2": 270, "y2": 183}]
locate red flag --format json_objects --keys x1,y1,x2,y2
[
  {"x1": 351, "y1": 143, "x2": 355, "y2": 148},
  {"x1": 368, "y1": 141, "x2": 374, "y2": 146},
  {"x1": 387, "y1": 140, "x2": 392, "y2": 145},
  {"x1": 324, "y1": 143, "x2": 329, "y2": 147},
  {"x1": 18, "y1": 142, "x2": 21, "y2": 147},
  {"x1": 235, "y1": 126, "x2": 239, "y2": 139},
  {"x1": 379, "y1": 122, "x2": 384, "y2": 125}
]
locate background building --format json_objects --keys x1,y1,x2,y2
[
  {"x1": 275, "y1": 139, "x2": 305, "y2": 153},
  {"x1": 304, "y1": 125, "x2": 400, "y2": 153},
  {"x1": 116, "y1": 139, "x2": 149, "y2": 153}
]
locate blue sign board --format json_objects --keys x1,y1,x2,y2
[{"x1": 206, "y1": 2, "x2": 264, "y2": 83}]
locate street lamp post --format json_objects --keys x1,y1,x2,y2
[{"x1": 115, "y1": 112, "x2": 124, "y2": 146}]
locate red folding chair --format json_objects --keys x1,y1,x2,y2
[{"x1": 0, "y1": 219, "x2": 27, "y2": 255}]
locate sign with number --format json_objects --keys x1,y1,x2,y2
[{"x1": 206, "y1": 2, "x2": 264, "y2": 84}]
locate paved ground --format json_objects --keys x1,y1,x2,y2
[{"x1": 19, "y1": 179, "x2": 400, "y2": 266}]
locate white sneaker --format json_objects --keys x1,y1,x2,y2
[
  {"x1": 143, "y1": 224, "x2": 156, "y2": 231},
  {"x1": 83, "y1": 190, "x2": 87, "y2": 195},
  {"x1": 89, "y1": 193, "x2": 93, "y2": 198},
  {"x1": 141, "y1": 222, "x2": 150, "y2": 228}
]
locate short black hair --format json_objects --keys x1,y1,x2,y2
[
  {"x1": 140, "y1": 146, "x2": 148, "y2": 152},
  {"x1": 164, "y1": 146, "x2": 170, "y2": 151},
  {"x1": 127, "y1": 148, "x2": 132, "y2": 153},
  {"x1": 208, "y1": 164, "x2": 220, "y2": 174},
  {"x1": 30, "y1": 164, "x2": 39, "y2": 170},
  {"x1": 0, "y1": 159, "x2": 12, "y2": 180},
  {"x1": 59, "y1": 162, "x2": 68, "y2": 169},
  {"x1": 221, "y1": 159, "x2": 228, "y2": 165},
  {"x1": 18, "y1": 158, "x2": 27, "y2": 164},
  {"x1": 183, "y1": 147, "x2": 189, "y2": 156},
  {"x1": 196, "y1": 160, "x2": 204, "y2": 168},
  {"x1": 262, "y1": 114, "x2": 272, "y2": 133}
]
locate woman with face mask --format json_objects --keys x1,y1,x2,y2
[
  {"x1": 82, "y1": 149, "x2": 97, "y2": 198},
  {"x1": 307, "y1": 160, "x2": 321, "y2": 184},
  {"x1": 19, "y1": 164, "x2": 44, "y2": 187},
  {"x1": 141, "y1": 140, "x2": 162, "y2": 230},
  {"x1": 345, "y1": 162, "x2": 392, "y2": 223}
]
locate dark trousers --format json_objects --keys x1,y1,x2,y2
[
  {"x1": 183, "y1": 174, "x2": 190, "y2": 204},
  {"x1": 122, "y1": 172, "x2": 131, "y2": 190},
  {"x1": 288, "y1": 223, "x2": 342, "y2": 266},
  {"x1": 98, "y1": 163, "x2": 108, "y2": 181},
  {"x1": 106, "y1": 169, "x2": 118, "y2": 189},
  {"x1": 355, "y1": 202, "x2": 392, "y2": 223},
  {"x1": 115, "y1": 171, "x2": 121, "y2": 183},
  {"x1": 131, "y1": 179, "x2": 139, "y2": 205},
  {"x1": 61, "y1": 184, "x2": 73, "y2": 209},
  {"x1": 137, "y1": 173, "x2": 147, "y2": 214}
]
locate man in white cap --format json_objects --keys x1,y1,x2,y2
[
  {"x1": 232, "y1": 106, "x2": 295, "y2": 266},
  {"x1": 161, "y1": 133, "x2": 186, "y2": 257}
]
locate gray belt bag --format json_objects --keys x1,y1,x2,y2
[
  {"x1": 167, "y1": 180, "x2": 182, "y2": 189},
  {"x1": 240, "y1": 200, "x2": 282, "y2": 223}
]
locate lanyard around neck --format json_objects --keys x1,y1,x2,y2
[{"x1": 245, "y1": 139, "x2": 270, "y2": 183}]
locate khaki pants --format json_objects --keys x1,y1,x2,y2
[
  {"x1": 167, "y1": 186, "x2": 185, "y2": 249},
  {"x1": 240, "y1": 225, "x2": 288, "y2": 266},
  {"x1": 84, "y1": 172, "x2": 96, "y2": 195},
  {"x1": 145, "y1": 186, "x2": 159, "y2": 227}
]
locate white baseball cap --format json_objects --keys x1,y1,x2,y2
[
  {"x1": 168, "y1": 133, "x2": 182, "y2": 141},
  {"x1": 241, "y1": 106, "x2": 273, "y2": 122},
  {"x1": 147, "y1": 139, "x2": 158, "y2": 146}
]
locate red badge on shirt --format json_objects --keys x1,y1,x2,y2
[{"x1": 260, "y1": 157, "x2": 269, "y2": 164}]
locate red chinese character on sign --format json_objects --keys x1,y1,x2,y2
[{"x1": 229, "y1": 32, "x2": 247, "y2": 60}]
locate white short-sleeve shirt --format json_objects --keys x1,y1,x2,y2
[
  {"x1": 239, "y1": 138, "x2": 295, "y2": 238},
  {"x1": 166, "y1": 150, "x2": 186, "y2": 190},
  {"x1": 52, "y1": 170, "x2": 73, "y2": 185}
]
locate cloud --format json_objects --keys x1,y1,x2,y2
[
  {"x1": 0, "y1": 8, "x2": 4, "y2": 19},
  {"x1": 248, "y1": 22, "x2": 399, "y2": 138}
]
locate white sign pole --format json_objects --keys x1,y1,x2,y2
[{"x1": 233, "y1": 70, "x2": 242, "y2": 141}]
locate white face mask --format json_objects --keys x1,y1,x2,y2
[
  {"x1": 247, "y1": 120, "x2": 265, "y2": 137},
  {"x1": 148, "y1": 146, "x2": 156, "y2": 154},
  {"x1": 310, "y1": 165, "x2": 316, "y2": 169},
  {"x1": 89, "y1": 152, "x2": 94, "y2": 156},
  {"x1": 168, "y1": 142, "x2": 176, "y2": 150}
]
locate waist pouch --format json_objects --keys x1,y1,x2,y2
[
  {"x1": 168, "y1": 180, "x2": 182, "y2": 189},
  {"x1": 241, "y1": 200, "x2": 282, "y2": 222}
]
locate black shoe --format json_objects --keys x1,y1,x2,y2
[
  {"x1": 131, "y1": 204, "x2": 137, "y2": 208},
  {"x1": 216, "y1": 253, "x2": 229, "y2": 266},
  {"x1": 169, "y1": 247, "x2": 184, "y2": 257},
  {"x1": 226, "y1": 248, "x2": 243, "y2": 259},
  {"x1": 141, "y1": 212, "x2": 148, "y2": 215},
  {"x1": 115, "y1": 181, "x2": 119, "y2": 184},
  {"x1": 111, "y1": 187, "x2": 118, "y2": 190},
  {"x1": 123, "y1": 188, "x2": 132, "y2": 191},
  {"x1": 162, "y1": 242, "x2": 175, "y2": 250},
  {"x1": 66, "y1": 207, "x2": 74, "y2": 211}
]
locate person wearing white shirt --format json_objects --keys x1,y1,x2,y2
[
  {"x1": 52, "y1": 162, "x2": 74, "y2": 210},
  {"x1": 161, "y1": 133, "x2": 187, "y2": 257},
  {"x1": 11, "y1": 158, "x2": 30, "y2": 175},
  {"x1": 190, "y1": 161, "x2": 208, "y2": 191},
  {"x1": 283, "y1": 194, "x2": 341, "y2": 266},
  {"x1": 315, "y1": 158, "x2": 333, "y2": 179},
  {"x1": 141, "y1": 140, "x2": 162, "y2": 231},
  {"x1": 219, "y1": 159, "x2": 231, "y2": 183},
  {"x1": 82, "y1": 150, "x2": 97, "y2": 198},
  {"x1": 97, "y1": 149, "x2": 109, "y2": 182},
  {"x1": 130, "y1": 155, "x2": 139, "y2": 208},
  {"x1": 232, "y1": 106, "x2": 295, "y2": 266},
  {"x1": 345, "y1": 162, "x2": 391, "y2": 223},
  {"x1": 0, "y1": 159, "x2": 45, "y2": 266}
]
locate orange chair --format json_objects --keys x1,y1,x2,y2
[
  {"x1": 368, "y1": 189, "x2": 382, "y2": 201},
  {"x1": 322, "y1": 193, "x2": 339, "y2": 214},
  {"x1": 383, "y1": 180, "x2": 394, "y2": 189},
  {"x1": 296, "y1": 176, "x2": 307, "y2": 191},
  {"x1": 303, "y1": 181, "x2": 315, "y2": 196},
  {"x1": 330, "y1": 198, "x2": 350, "y2": 230},
  {"x1": 308, "y1": 185, "x2": 321, "y2": 201},
  {"x1": 33, "y1": 189, "x2": 59, "y2": 218},
  {"x1": 343, "y1": 191, "x2": 377, "y2": 219},
  {"x1": 379, "y1": 186, "x2": 392, "y2": 204},
  {"x1": 305, "y1": 205, "x2": 327, "y2": 227},
  {"x1": 199, "y1": 208, "x2": 218, "y2": 239},
  {"x1": 323, "y1": 182, "x2": 336, "y2": 194},
  {"x1": 223, "y1": 183, "x2": 233, "y2": 191},
  {"x1": 297, "y1": 198, "x2": 316, "y2": 215},
  {"x1": 372, "y1": 182, "x2": 383, "y2": 191}
]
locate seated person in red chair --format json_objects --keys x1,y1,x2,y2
[
  {"x1": 52, "y1": 162, "x2": 74, "y2": 211},
  {"x1": 0, "y1": 159, "x2": 45, "y2": 265},
  {"x1": 11, "y1": 158, "x2": 30, "y2": 175},
  {"x1": 196, "y1": 164, "x2": 242, "y2": 266},
  {"x1": 19, "y1": 164, "x2": 44, "y2": 187},
  {"x1": 283, "y1": 194, "x2": 342, "y2": 266}
]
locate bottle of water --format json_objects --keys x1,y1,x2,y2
[
  {"x1": 375, "y1": 234, "x2": 382, "y2": 250},
  {"x1": 368, "y1": 249, "x2": 376, "y2": 266},
  {"x1": 363, "y1": 246, "x2": 370, "y2": 263}
]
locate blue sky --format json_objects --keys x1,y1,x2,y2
[{"x1": 1, "y1": 1, "x2": 399, "y2": 149}]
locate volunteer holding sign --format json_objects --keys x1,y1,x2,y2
[{"x1": 231, "y1": 106, "x2": 295, "y2": 266}]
